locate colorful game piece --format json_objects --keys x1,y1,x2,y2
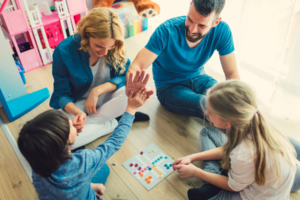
[
  {"x1": 113, "y1": 161, "x2": 117, "y2": 166},
  {"x1": 140, "y1": 151, "x2": 143, "y2": 155},
  {"x1": 135, "y1": 164, "x2": 138, "y2": 167},
  {"x1": 130, "y1": 163, "x2": 133, "y2": 167},
  {"x1": 138, "y1": 167, "x2": 141, "y2": 170},
  {"x1": 133, "y1": 172, "x2": 136, "y2": 174},
  {"x1": 169, "y1": 164, "x2": 172, "y2": 167}
]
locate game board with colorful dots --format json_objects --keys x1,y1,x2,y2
[{"x1": 122, "y1": 143, "x2": 175, "y2": 190}]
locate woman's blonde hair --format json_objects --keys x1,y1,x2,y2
[
  {"x1": 206, "y1": 80, "x2": 296, "y2": 185},
  {"x1": 76, "y1": 7, "x2": 127, "y2": 73}
]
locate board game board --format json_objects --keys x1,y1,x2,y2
[{"x1": 122, "y1": 143, "x2": 174, "y2": 190}]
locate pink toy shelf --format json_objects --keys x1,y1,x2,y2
[
  {"x1": 0, "y1": 0, "x2": 43, "y2": 71},
  {"x1": 66, "y1": 0, "x2": 88, "y2": 32},
  {"x1": 0, "y1": 0, "x2": 88, "y2": 71}
]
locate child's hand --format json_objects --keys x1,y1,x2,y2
[
  {"x1": 73, "y1": 112, "x2": 87, "y2": 133},
  {"x1": 126, "y1": 87, "x2": 151, "y2": 115},
  {"x1": 172, "y1": 156, "x2": 192, "y2": 170},
  {"x1": 91, "y1": 183, "x2": 105, "y2": 199},
  {"x1": 174, "y1": 163, "x2": 199, "y2": 179}
]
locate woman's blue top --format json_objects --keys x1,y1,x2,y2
[{"x1": 49, "y1": 33, "x2": 130, "y2": 110}]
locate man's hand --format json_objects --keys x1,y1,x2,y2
[
  {"x1": 126, "y1": 70, "x2": 150, "y2": 96},
  {"x1": 91, "y1": 183, "x2": 105, "y2": 199},
  {"x1": 72, "y1": 112, "x2": 87, "y2": 133},
  {"x1": 174, "y1": 163, "x2": 200, "y2": 179}
]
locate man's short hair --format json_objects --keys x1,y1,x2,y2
[
  {"x1": 18, "y1": 110, "x2": 71, "y2": 178},
  {"x1": 193, "y1": 0, "x2": 225, "y2": 18}
]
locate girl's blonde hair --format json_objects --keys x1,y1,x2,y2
[
  {"x1": 76, "y1": 7, "x2": 127, "y2": 73},
  {"x1": 207, "y1": 80, "x2": 296, "y2": 185}
]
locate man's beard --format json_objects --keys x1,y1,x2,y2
[{"x1": 185, "y1": 26, "x2": 210, "y2": 43}]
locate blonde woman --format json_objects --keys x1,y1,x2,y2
[
  {"x1": 173, "y1": 80, "x2": 300, "y2": 200},
  {"x1": 50, "y1": 7, "x2": 153, "y2": 151}
]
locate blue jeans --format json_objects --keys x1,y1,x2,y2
[
  {"x1": 91, "y1": 163, "x2": 110, "y2": 185},
  {"x1": 199, "y1": 126, "x2": 300, "y2": 200},
  {"x1": 156, "y1": 74, "x2": 217, "y2": 119}
]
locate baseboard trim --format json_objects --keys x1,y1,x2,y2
[{"x1": 0, "y1": 115, "x2": 32, "y2": 182}]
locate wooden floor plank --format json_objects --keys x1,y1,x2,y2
[{"x1": 0, "y1": 127, "x2": 38, "y2": 200}]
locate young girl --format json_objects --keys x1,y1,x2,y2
[
  {"x1": 50, "y1": 7, "x2": 153, "y2": 150},
  {"x1": 18, "y1": 87, "x2": 151, "y2": 200},
  {"x1": 173, "y1": 80, "x2": 300, "y2": 200}
]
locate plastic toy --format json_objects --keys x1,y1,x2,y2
[
  {"x1": 0, "y1": 0, "x2": 43, "y2": 71},
  {"x1": 93, "y1": 0, "x2": 160, "y2": 18},
  {"x1": 112, "y1": 2, "x2": 148, "y2": 38}
]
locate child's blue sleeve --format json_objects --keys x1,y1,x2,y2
[{"x1": 86, "y1": 112, "x2": 135, "y2": 175}]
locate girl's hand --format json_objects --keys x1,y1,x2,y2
[
  {"x1": 126, "y1": 87, "x2": 151, "y2": 115},
  {"x1": 174, "y1": 163, "x2": 199, "y2": 179},
  {"x1": 73, "y1": 112, "x2": 87, "y2": 133},
  {"x1": 172, "y1": 156, "x2": 192, "y2": 170},
  {"x1": 85, "y1": 89, "x2": 99, "y2": 115},
  {"x1": 91, "y1": 183, "x2": 105, "y2": 199}
]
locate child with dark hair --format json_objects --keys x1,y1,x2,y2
[{"x1": 18, "y1": 87, "x2": 151, "y2": 200}]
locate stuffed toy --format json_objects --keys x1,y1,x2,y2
[{"x1": 93, "y1": 0, "x2": 160, "y2": 18}]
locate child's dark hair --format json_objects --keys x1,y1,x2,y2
[{"x1": 18, "y1": 110, "x2": 71, "y2": 178}]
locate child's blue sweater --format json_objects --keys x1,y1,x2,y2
[{"x1": 32, "y1": 112, "x2": 134, "y2": 200}]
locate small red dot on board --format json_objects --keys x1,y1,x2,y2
[
  {"x1": 130, "y1": 163, "x2": 133, "y2": 167},
  {"x1": 135, "y1": 164, "x2": 138, "y2": 167},
  {"x1": 140, "y1": 151, "x2": 143, "y2": 155},
  {"x1": 147, "y1": 181, "x2": 151, "y2": 184}
]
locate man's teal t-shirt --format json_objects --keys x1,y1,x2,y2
[{"x1": 145, "y1": 16, "x2": 235, "y2": 88}]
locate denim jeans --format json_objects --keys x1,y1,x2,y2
[
  {"x1": 197, "y1": 126, "x2": 300, "y2": 200},
  {"x1": 156, "y1": 74, "x2": 217, "y2": 119},
  {"x1": 91, "y1": 163, "x2": 110, "y2": 185}
]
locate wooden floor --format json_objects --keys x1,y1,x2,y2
[{"x1": 1, "y1": 2, "x2": 300, "y2": 198}]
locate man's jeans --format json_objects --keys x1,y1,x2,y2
[{"x1": 156, "y1": 74, "x2": 217, "y2": 119}]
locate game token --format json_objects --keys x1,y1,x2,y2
[
  {"x1": 113, "y1": 162, "x2": 117, "y2": 166},
  {"x1": 140, "y1": 151, "x2": 143, "y2": 155},
  {"x1": 135, "y1": 164, "x2": 138, "y2": 167},
  {"x1": 138, "y1": 167, "x2": 141, "y2": 170},
  {"x1": 130, "y1": 163, "x2": 133, "y2": 167}
]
